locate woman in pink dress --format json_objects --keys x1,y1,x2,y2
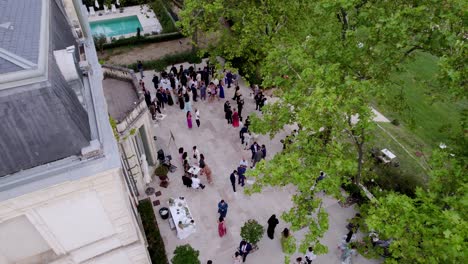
[
  {"x1": 218, "y1": 216, "x2": 227, "y2": 237},
  {"x1": 187, "y1": 111, "x2": 193, "y2": 129},
  {"x1": 232, "y1": 109, "x2": 239, "y2": 127}
]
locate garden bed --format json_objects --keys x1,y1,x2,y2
[{"x1": 138, "y1": 198, "x2": 168, "y2": 264}]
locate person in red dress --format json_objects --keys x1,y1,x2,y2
[
  {"x1": 218, "y1": 216, "x2": 227, "y2": 237},
  {"x1": 232, "y1": 109, "x2": 239, "y2": 127}
]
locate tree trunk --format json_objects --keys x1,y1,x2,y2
[{"x1": 355, "y1": 142, "x2": 364, "y2": 184}]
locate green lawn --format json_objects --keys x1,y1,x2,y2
[
  {"x1": 374, "y1": 51, "x2": 465, "y2": 149},
  {"x1": 368, "y1": 52, "x2": 466, "y2": 194}
]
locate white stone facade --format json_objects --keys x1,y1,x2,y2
[{"x1": 0, "y1": 169, "x2": 151, "y2": 264}]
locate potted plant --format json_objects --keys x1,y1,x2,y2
[
  {"x1": 154, "y1": 165, "x2": 169, "y2": 188},
  {"x1": 171, "y1": 244, "x2": 200, "y2": 264},
  {"x1": 240, "y1": 219, "x2": 265, "y2": 250}
]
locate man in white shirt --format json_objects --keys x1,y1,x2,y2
[
  {"x1": 192, "y1": 146, "x2": 200, "y2": 163},
  {"x1": 305, "y1": 246, "x2": 317, "y2": 263},
  {"x1": 239, "y1": 157, "x2": 248, "y2": 168},
  {"x1": 191, "y1": 175, "x2": 205, "y2": 189}
]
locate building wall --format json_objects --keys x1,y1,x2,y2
[
  {"x1": 119, "y1": 110, "x2": 158, "y2": 196},
  {"x1": 0, "y1": 169, "x2": 150, "y2": 264}
]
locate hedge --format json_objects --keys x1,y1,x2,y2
[
  {"x1": 125, "y1": 50, "x2": 207, "y2": 72},
  {"x1": 138, "y1": 199, "x2": 168, "y2": 264},
  {"x1": 103, "y1": 32, "x2": 183, "y2": 50},
  {"x1": 151, "y1": 0, "x2": 177, "y2": 33}
]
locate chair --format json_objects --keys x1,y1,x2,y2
[
  {"x1": 111, "y1": 4, "x2": 117, "y2": 13},
  {"x1": 104, "y1": 5, "x2": 110, "y2": 14},
  {"x1": 89, "y1": 6, "x2": 96, "y2": 16}
]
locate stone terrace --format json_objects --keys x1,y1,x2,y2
[{"x1": 141, "y1": 63, "x2": 381, "y2": 264}]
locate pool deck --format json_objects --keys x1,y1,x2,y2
[{"x1": 88, "y1": 5, "x2": 162, "y2": 39}]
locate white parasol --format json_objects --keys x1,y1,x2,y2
[
  {"x1": 95, "y1": 0, "x2": 100, "y2": 9},
  {"x1": 141, "y1": 154, "x2": 151, "y2": 185}
]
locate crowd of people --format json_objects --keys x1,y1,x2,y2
[{"x1": 140, "y1": 62, "x2": 337, "y2": 263}]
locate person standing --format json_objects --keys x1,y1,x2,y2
[
  {"x1": 144, "y1": 89, "x2": 152, "y2": 107},
  {"x1": 252, "y1": 149, "x2": 263, "y2": 168},
  {"x1": 261, "y1": 144, "x2": 267, "y2": 159},
  {"x1": 250, "y1": 142, "x2": 258, "y2": 161},
  {"x1": 224, "y1": 102, "x2": 233, "y2": 124},
  {"x1": 166, "y1": 89, "x2": 174, "y2": 105},
  {"x1": 230, "y1": 170, "x2": 237, "y2": 192},
  {"x1": 239, "y1": 240, "x2": 252, "y2": 262},
  {"x1": 345, "y1": 213, "x2": 361, "y2": 243},
  {"x1": 195, "y1": 108, "x2": 201, "y2": 127},
  {"x1": 218, "y1": 200, "x2": 228, "y2": 218},
  {"x1": 239, "y1": 126, "x2": 248, "y2": 144},
  {"x1": 218, "y1": 216, "x2": 227, "y2": 237},
  {"x1": 237, "y1": 165, "x2": 246, "y2": 187},
  {"x1": 192, "y1": 146, "x2": 200, "y2": 163},
  {"x1": 156, "y1": 88, "x2": 164, "y2": 109},
  {"x1": 226, "y1": 71, "x2": 233, "y2": 88},
  {"x1": 305, "y1": 246, "x2": 317, "y2": 263},
  {"x1": 267, "y1": 214, "x2": 279, "y2": 239},
  {"x1": 178, "y1": 90, "x2": 185, "y2": 110},
  {"x1": 192, "y1": 84, "x2": 198, "y2": 102},
  {"x1": 187, "y1": 111, "x2": 193, "y2": 129},
  {"x1": 202, "y1": 163, "x2": 213, "y2": 184},
  {"x1": 200, "y1": 82, "x2": 207, "y2": 101},
  {"x1": 219, "y1": 82, "x2": 225, "y2": 99},
  {"x1": 232, "y1": 109, "x2": 239, "y2": 127},
  {"x1": 237, "y1": 96, "x2": 244, "y2": 121},
  {"x1": 137, "y1": 60, "x2": 144, "y2": 78},
  {"x1": 152, "y1": 74, "x2": 159, "y2": 89},
  {"x1": 184, "y1": 93, "x2": 192, "y2": 113},
  {"x1": 232, "y1": 86, "x2": 241, "y2": 101},
  {"x1": 254, "y1": 92, "x2": 262, "y2": 110},
  {"x1": 199, "y1": 153, "x2": 206, "y2": 169}
]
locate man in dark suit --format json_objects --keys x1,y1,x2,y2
[
  {"x1": 230, "y1": 170, "x2": 237, "y2": 192},
  {"x1": 239, "y1": 240, "x2": 252, "y2": 262}
]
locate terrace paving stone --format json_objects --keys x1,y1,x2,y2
[{"x1": 141, "y1": 62, "x2": 382, "y2": 264}]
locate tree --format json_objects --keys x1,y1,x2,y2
[
  {"x1": 180, "y1": 0, "x2": 467, "y2": 258},
  {"x1": 363, "y1": 150, "x2": 467, "y2": 263},
  {"x1": 171, "y1": 244, "x2": 200, "y2": 264},
  {"x1": 240, "y1": 219, "x2": 265, "y2": 246}
]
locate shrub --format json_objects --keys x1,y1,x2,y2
[
  {"x1": 126, "y1": 50, "x2": 207, "y2": 72},
  {"x1": 281, "y1": 234, "x2": 296, "y2": 254},
  {"x1": 93, "y1": 33, "x2": 107, "y2": 53},
  {"x1": 154, "y1": 165, "x2": 168, "y2": 176},
  {"x1": 240, "y1": 219, "x2": 265, "y2": 245},
  {"x1": 171, "y1": 244, "x2": 200, "y2": 264},
  {"x1": 151, "y1": 0, "x2": 177, "y2": 33},
  {"x1": 102, "y1": 32, "x2": 183, "y2": 50},
  {"x1": 137, "y1": 199, "x2": 168, "y2": 264}
]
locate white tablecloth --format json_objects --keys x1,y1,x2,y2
[
  {"x1": 188, "y1": 166, "x2": 201, "y2": 175},
  {"x1": 168, "y1": 198, "x2": 196, "y2": 239}
]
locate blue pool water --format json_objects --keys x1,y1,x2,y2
[{"x1": 90, "y1": 16, "x2": 142, "y2": 37}]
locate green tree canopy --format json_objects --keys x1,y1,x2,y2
[{"x1": 180, "y1": 0, "x2": 467, "y2": 261}]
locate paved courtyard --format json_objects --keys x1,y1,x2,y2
[{"x1": 141, "y1": 64, "x2": 381, "y2": 264}]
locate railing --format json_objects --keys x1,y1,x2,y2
[{"x1": 101, "y1": 65, "x2": 147, "y2": 134}]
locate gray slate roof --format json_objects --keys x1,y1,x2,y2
[
  {"x1": 0, "y1": 0, "x2": 41, "y2": 74},
  {"x1": 0, "y1": 0, "x2": 91, "y2": 177}
]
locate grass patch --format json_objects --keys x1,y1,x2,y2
[
  {"x1": 375, "y1": 51, "x2": 466, "y2": 148},
  {"x1": 151, "y1": 0, "x2": 177, "y2": 33},
  {"x1": 368, "y1": 124, "x2": 428, "y2": 196},
  {"x1": 138, "y1": 199, "x2": 168, "y2": 264}
]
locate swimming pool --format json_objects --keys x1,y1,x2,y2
[{"x1": 90, "y1": 15, "x2": 142, "y2": 37}]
